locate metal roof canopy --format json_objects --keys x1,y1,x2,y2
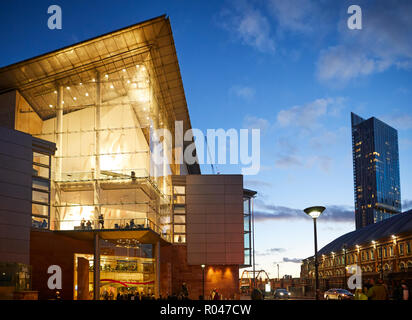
[
  {"x1": 0, "y1": 15, "x2": 200, "y2": 173},
  {"x1": 317, "y1": 210, "x2": 412, "y2": 256},
  {"x1": 0, "y1": 15, "x2": 193, "y2": 135}
]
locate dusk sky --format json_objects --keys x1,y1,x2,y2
[{"x1": 1, "y1": 0, "x2": 411, "y2": 277}]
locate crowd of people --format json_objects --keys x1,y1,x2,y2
[{"x1": 353, "y1": 278, "x2": 410, "y2": 300}]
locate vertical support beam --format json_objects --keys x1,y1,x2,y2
[
  {"x1": 156, "y1": 240, "x2": 160, "y2": 298},
  {"x1": 56, "y1": 85, "x2": 63, "y2": 180},
  {"x1": 251, "y1": 196, "x2": 256, "y2": 289},
  {"x1": 54, "y1": 85, "x2": 64, "y2": 230},
  {"x1": 93, "y1": 233, "x2": 100, "y2": 300},
  {"x1": 313, "y1": 218, "x2": 319, "y2": 300},
  {"x1": 94, "y1": 72, "x2": 101, "y2": 229}
]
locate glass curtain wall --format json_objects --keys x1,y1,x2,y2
[
  {"x1": 32, "y1": 60, "x2": 173, "y2": 239},
  {"x1": 74, "y1": 240, "x2": 154, "y2": 300}
]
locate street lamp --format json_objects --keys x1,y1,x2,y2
[
  {"x1": 201, "y1": 264, "x2": 205, "y2": 300},
  {"x1": 304, "y1": 206, "x2": 326, "y2": 300}
]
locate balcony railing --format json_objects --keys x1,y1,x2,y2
[{"x1": 51, "y1": 217, "x2": 171, "y2": 242}]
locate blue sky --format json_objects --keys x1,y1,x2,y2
[{"x1": 1, "y1": 0, "x2": 411, "y2": 277}]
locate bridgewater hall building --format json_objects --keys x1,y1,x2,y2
[
  {"x1": 301, "y1": 210, "x2": 412, "y2": 292},
  {"x1": 0, "y1": 16, "x2": 255, "y2": 300}
]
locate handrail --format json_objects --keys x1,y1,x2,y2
[{"x1": 52, "y1": 217, "x2": 171, "y2": 242}]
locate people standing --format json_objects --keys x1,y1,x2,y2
[
  {"x1": 181, "y1": 282, "x2": 189, "y2": 299},
  {"x1": 400, "y1": 280, "x2": 409, "y2": 301},
  {"x1": 367, "y1": 278, "x2": 389, "y2": 300},
  {"x1": 98, "y1": 213, "x2": 104, "y2": 229}
]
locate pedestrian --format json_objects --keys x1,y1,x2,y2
[
  {"x1": 367, "y1": 278, "x2": 389, "y2": 300},
  {"x1": 392, "y1": 281, "x2": 402, "y2": 300},
  {"x1": 98, "y1": 213, "x2": 104, "y2": 229},
  {"x1": 400, "y1": 280, "x2": 409, "y2": 301},
  {"x1": 181, "y1": 282, "x2": 189, "y2": 299},
  {"x1": 354, "y1": 287, "x2": 368, "y2": 300}
]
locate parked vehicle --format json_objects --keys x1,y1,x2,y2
[
  {"x1": 324, "y1": 288, "x2": 354, "y2": 300},
  {"x1": 273, "y1": 288, "x2": 291, "y2": 299}
]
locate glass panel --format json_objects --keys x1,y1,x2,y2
[
  {"x1": 174, "y1": 225, "x2": 185, "y2": 233},
  {"x1": 173, "y1": 206, "x2": 185, "y2": 214},
  {"x1": 174, "y1": 215, "x2": 185, "y2": 224},
  {"x1": 32, "y1": 203, "x2": 49, "y2": 216},
  {"x1": 32, "y1": 216, "x2": 48, "y2": 229},
  {"x1": 244, "y1": 214, "x2": 250, "y2": 232},
  {"x1": 174, "y1": 234, "x2": 186, "y2": 243},
  {"x1": 174, "y1": 195, "x2": 185, "y2": 204},
  {"x1": 173, "y1": 186, "x2": 185, "y2": 195},
  {"x1": 33, "y1": 152, "x2": 50, "y2": 166},
  {"x1": 244, "y1": 232, "x2": 250, "y2": 248},
  {"x1": 32, "y1": 190, "x2": 49, "y2": 204},
  {"x1": 32, "y1": 165, "x2": 49, "y2": 179},
  {"x1": 243, "y1": 198, "x2": 250, "y2": 214},
  {"x1": 244, "y1": 249, "x2": 251, "y2": 266},
  {"x1": 32, "y1": 177, "x2": 50, "y2": 191}
]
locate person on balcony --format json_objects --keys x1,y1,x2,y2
[{"x1": 98, "y1": 214, "x2": 104, "y2": 229}]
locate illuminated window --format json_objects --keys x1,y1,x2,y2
[
  {"x1": 32, "y1": 151, "x2": 52, "y2": 230},
  {"x1": 399, "y1": 243, "x2": 404, "y2": 256}
]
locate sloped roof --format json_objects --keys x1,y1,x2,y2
[
  {"x1": 0, "y1": 15, "x2": 200, "y2": 174},
  {"x1": 0, "y1": 15, "x2": 193, "y2": 132},
  {"x1": 318, "y1": 210, "x2": 412, "y2": 255}
]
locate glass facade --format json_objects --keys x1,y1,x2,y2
[
  {"x1": 243, "y1": 196, "x2": 252, "y2": 267},
  {"x1": 74, "y1": 240, "x2": 154, "y2": 300},
  {"x1": 351, "y1": 112, "x2": 402, "y2": 229},
  {"x1": 24, "y1": 62, "x2": 176, "y2": 241},
  {"x1": 32, "y1": 151, "x2": 52, "y2": 229}
]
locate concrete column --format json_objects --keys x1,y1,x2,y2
[
  {"x1": 54, "y1": 85, "x2": 64, "y2": 230},
  {"x1": 93, "y1": 233, "x2": 100, "y2": 300},
  {"x1": 56, "y1": 85, "x2": 63, "y2": 180},
  {"x1": 156, "y1": 240, "x2": 160, "y2": 298},
  {"x1": 94, "y1": 72, "x2": 101, "y2": 229}
]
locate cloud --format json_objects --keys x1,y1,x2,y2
[
  {"x1": 382, "y1": 114, "x2": 412, "y2": 131},
  {"x1": 266, "y1": 0, "x2": 322, "y2": 33},
  {"x1": 243, "y1": 115, "x2": 269, "y2": 132},
  {"x1": 256, "y1": 248, "x2": 286, "y2": 256},
  {"x1": 403, "y1": 200, "x2": 412, "y2": 211},
  {"x1": 274, "y1": 155, "x2": 303, "y2": 168},
  {"x1": 230, "y1": 85, "x2": 256, "y2": 100},
  {"x1": 217, "y1": 2, "x2": 276, "y2": 53},
  {"x1": 317, "y1": 45, "x2": 391, "y2": 83},
  {"x1": 317, "y1": 1, "x2": 412, "y2": 83},
  {"x1": 244, "y1": 179, "x2": 272, "y2": 188},
  {"x1": 283, "y1": 257, "x2": 302, "y2": 264},
  {"x1": 306, "y1": 155, "x2": 333, "y2": 173},
  {"x1": 254, "y1": 200, "x2": 354, "y2": 223},
  {"x1": 276, "y1": 98, "x2": 344, "y2": 130}
]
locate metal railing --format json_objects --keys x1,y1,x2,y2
[{"x1": 52, "y1": 217, "x2": 171, "y2": 242}]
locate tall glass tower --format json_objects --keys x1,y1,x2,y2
[{"x1": 351, "y1": 112, "x2": 402, "y2": 229}]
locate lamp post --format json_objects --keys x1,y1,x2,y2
[
  {"x1": 304, "y1": 206, "x2": 326, "y2": 300},
  {"x1": 201, "y1": 264, "x2": 205, "y2": 300},
  {"x1": 343, "y1": 244, "x2": 347, "y2": 289}
]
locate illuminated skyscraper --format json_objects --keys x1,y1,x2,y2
[{"x1": 351, "y1": 112, "x2": 402, "y2": 229}]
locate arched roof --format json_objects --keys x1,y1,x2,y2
[{"x1": 318, "y1": 210, "x2": 412, "y2": 255}]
